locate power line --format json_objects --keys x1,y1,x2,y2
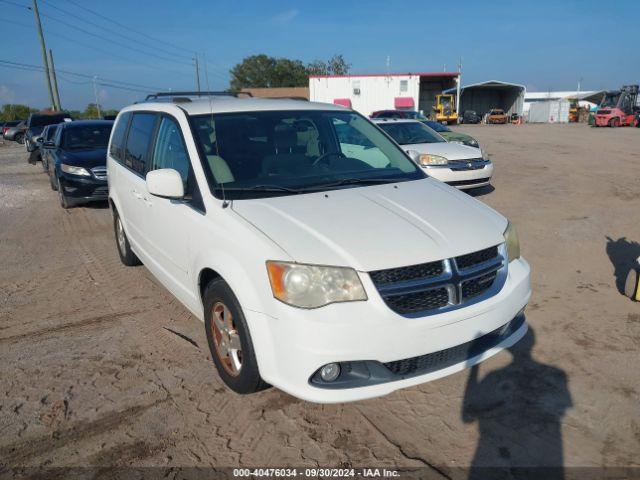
[
  {"x1": 39, "y1": 0, "x2": 193, "y2": 65},
  {"x1": 0, "y1": 0, "x2": 29, "y2": 9},
  {"x1": 0, "y1": 61, "x2": 150, "y2": 95},
  {"x1": 0, "y1": 59, "x2": 162, "y2": 91},
  {"x1": 54, "y1": 0, "x2": 229, "y2": 83},
  {"x1": 37, "y1": 11, "x2": 193, "y2": 67},
  {"x1": 0, "y1": 2, "x2": 229, "y2": 86},
  {"x1": 62, "y1": 0, "x2": 190, "y2": 56},
  {"x1": 0, "y1": 17, "x2": 191, "y2": 84}
]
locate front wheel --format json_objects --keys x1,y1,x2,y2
[
  {"x1": 610, "y1": 118, "x2": 620, "y2": 128},
  {"x1": 203, "y1": 278, "x2": 269, "y2": 394},
  {"x1": 57, "y1": 178, "x2": 72, "y2": 209}
]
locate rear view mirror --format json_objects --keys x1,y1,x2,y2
[{"x1": 146, "y1": 169, "x2": 184, "y2": 199}]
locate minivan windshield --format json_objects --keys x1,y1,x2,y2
[
  {"x1": 191, "y1": 110, "x2": 424, "y2": 199},
  {"x1": 378, "y1": 122, "x2": 445, "y2": 145},
  {"x1": 62, "y1": 124, "x2": 113, "y2": 150}
]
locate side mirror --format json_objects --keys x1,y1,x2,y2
[
  {"x1": 43, "y1": 141, "x2": 55, "y2": 148},
  {"x1": 146, "y1": 169, "x2": 184, "y2": 199},
  {"x1": 36, "y1": 137, "x2": 44, "y2": 144}
]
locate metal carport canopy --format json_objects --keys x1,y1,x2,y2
[{"x1": 445, "y1": 80, "x2": 526, "y2": 116}]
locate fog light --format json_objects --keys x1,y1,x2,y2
[{"x1": 319, "y1": 363, "x2": 341, "y2": 382}]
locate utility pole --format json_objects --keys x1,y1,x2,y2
[
  {"x1": 48, "y1": 49, "x2": 62, "y2": 111},
  {"x1": 32, "y1": 0, "x2": 55, "y2": 110},
  {"x1": 194, "y1": 54, "x2": 201, "y2": 92},
  {"x1": 456, "y1": 57, "x2": 462, "y2": 123},
  {"x1": 92, "y1": 76, "x2": 102, "y2": 118}
]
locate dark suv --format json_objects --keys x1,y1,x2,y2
[
  {"x1": 25, "y1": 112, "x2": 73, "y2": 162},
  {"x1": 46, "y1": 120, "x2": 113, "y2": 208}
]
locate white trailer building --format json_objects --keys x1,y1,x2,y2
[{"x1": 309, "y1": 72, "x2": 459, "y2": 117}]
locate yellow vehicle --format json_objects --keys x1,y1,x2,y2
[
  {"x1": 432, "y1": 94, "x2": 458, "y2": 124},
  {"x1": 626, "y1": 259, "x2": 640, "y2": 301}
]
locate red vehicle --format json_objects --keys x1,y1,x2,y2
[{"x1": 594, "y1": 85, "x2": 639, "y2": 127}]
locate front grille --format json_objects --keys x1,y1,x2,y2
[
  {"x1": 462, "y1": 271, "x2": 498, "y2": 300},
  {"x1": 383, "y1": 315, "x2": 525, "y2": 377},
  {"x1": 91, "y1": 166, "x2": 107, "y2": 180},
  {"x1": 383, "y1": 288, "x2": 449, "y2": 314},
  {"x1": 446, "y1": 177, "x2": 491, "y2": 187},
  {"x1": 369, "y1": 245, "x2": 505, "y2": 316},
  {"x1": 456, "y1": 246, "x2": 498, "y2": 270},
  {"x1": 369, "y1": 261, "x2": 443, "y2": 285},
  {"x1": 448, "y1": 159, "x2": 488, "y2": 171}
]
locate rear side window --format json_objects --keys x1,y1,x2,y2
[
  {"x1": 150, "y1": 117, "x2": 190, "y2": 188},
  {"x1": 124, "y1": 113, "x2": 157, "y2": 175},
  {"x1": 110, "y1": 112, "x2": 131, "y2": 162}
]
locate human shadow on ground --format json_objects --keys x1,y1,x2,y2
[
  {"x1": 605, "y1": 236, "x2": 640, "y2": 295},
  {"x1": 462, "y1": 327, "x2": 572, "y2": 480}
]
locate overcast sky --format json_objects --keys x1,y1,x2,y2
[{"x1": 1, "y1": 0, "x2": 638, "y2": 110}]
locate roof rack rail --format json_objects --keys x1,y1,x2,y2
[{"x1": 144, "y1": 91, "x2": 253, "y2": 101}]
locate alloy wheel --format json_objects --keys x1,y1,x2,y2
[
  {"x1": 116, "y1": 217, "x2": 126, "y2": 256},
  {"x1": 211, "y1": 302, "x2": 243, "y2": 376}
]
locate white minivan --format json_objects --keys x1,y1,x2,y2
[{"x1": 107, "y1": 94, "x2": 531, "y2": 403}]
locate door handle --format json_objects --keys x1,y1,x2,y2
[{"x1": 131, "y1": 189, "x2": 142, "y2": 199}]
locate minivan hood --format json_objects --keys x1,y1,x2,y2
[
  {"x1": 232, "y1": 178, "x2": 506, "y2": 271},
  {"x1": 402, "y1": 142, "x2": 482, "y2": 160}
]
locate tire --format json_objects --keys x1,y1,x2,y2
[
  {"x1": 57, "y1": 178, "x2": 72, "y2": 209},
  {"x1": 27, "y1": 150, "x2": 39, "y2": 165},
  {"x1": 203, "y1": 278, "x2": 269, "y2": 394},
  {"x1": 113, "y1": 209, "x2": 141, "y2": 266},
  {"x1": 14, "y1": 133, "x2": 23, "y2": 144},
  {"x1": 50, "y1": 171, "x2": 57, "y2": 190},
  {"x1": 610, "y1": 118, "x2": 619, "y2": 128}
]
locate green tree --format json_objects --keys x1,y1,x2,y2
[
  {"x1": 0, "y1": 104, "x2": 38, "y2": 121},
  {"x1": 306, "y1": 55, "x2": 351, "y2": 76},
  {"x1": 229, "y1": 54, "x2": 278, "y2": 90},
  {"x1": 82, "y1": 103, "x2": 102, "y2": 119},
  {"x1": 229, "y1": 54, "x2": 350, "y2": 90},
  {"x1": 326, "y1": 54, "x2": 350, "y2": 75}
]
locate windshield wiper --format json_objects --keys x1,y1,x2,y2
[
  {"x1": 216, "y1": 184, "x2": 305, "y2": 193},
  {"x1": 306, "y1": 177, "x2": 405, "y2": 190}
]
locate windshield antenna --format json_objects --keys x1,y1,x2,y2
[{"x1": 203, "y1": 53, "x2": 228, "y2": 208}]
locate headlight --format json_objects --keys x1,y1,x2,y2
[
  {"x1": 468, "y1": 140, "x2": 479, "y2": 148},
  {"x1": 418, "y1": 154, "x2": 448, "y2": 166},
  {"x1": 61, "y1": 164, "x2": 91, "y2": 176},
  {"x1": 503, "y1": 221, "x2": 520, "y2": 262},
  {"x1": 481, "y1": 149, "x2": 490, "y2": 161},
  {"x1": 266, "y1": 261, "x2": 367, "y2": 308}
]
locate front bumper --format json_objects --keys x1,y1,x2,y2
[
  {"x1": 424, "y1": 162, "x2": 494, "y2": 190},
  {"x1": 594, "y1": 115, "x2": 613, "y2": 126},
  {"x1": 250, "y1": 256, "x2": 531, "y2": 403},
  {"x1": 59, "y1": 172, "x2": 108, "y2": 202}
]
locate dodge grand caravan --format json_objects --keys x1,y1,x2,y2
[{"x1": 107, "y1": 93, "x2": 531, "y2": 403}]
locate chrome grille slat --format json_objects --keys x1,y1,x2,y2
[
  {"x1": 369, "y1": 244, "x2": 507, "y2": 317},
  {"x1": 91, "y1": 166, "x2": 107, "y2": 180}
]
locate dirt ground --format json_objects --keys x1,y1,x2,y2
[{"x1": 0, "y1": 124, "x2": 639, "y2": 478}]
